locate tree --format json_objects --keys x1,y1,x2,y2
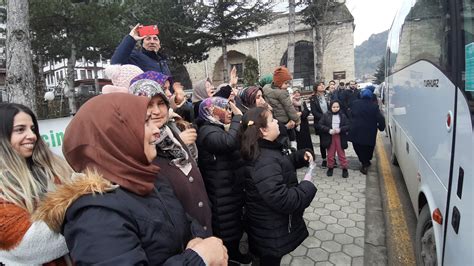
[
  {"x1": 30, "y1": 0, "x2": 126, "y2": 113},
  {"x1": 374, "y1": 57, "x2": 385, "y2": 84},
  {"x1": 301, "y1": 0, "x2": 350, "y2": 82},
  {"x1": 243, "y1": 55, "x2": 259, "y2": 86},
  {"x1": 287, "y1": 0, "x2": 296, "y2": 78},
  {"x1": 202, "y1": 1, "x2": 273, "y2": 82},
  {"x1": 6, "y1": 0, "x2": 36, "y2": 111}
]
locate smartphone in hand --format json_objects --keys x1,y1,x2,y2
[{"x1": 137, "y1": 25, "x2": 159, "y2": 36}]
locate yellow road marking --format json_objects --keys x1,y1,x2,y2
[{"x1": 376, "y1": 133, "x2": 416, "y2": 265}]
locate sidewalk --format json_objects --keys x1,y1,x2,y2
[{"x1": 280, "y1": 135, "x2": 382, "y2": 265}]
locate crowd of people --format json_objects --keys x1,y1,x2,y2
[{"x1": 0, "y1": 24, "x2": 385, "y2": 265}]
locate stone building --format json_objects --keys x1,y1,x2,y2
[{"x1": 185, "y1": 4, "x2": 355, "y2": 91}]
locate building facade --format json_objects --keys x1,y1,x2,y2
[{"x1": 185, "y1": 5, "x2": 355, "y2": 91}]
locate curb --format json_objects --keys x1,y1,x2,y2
[{"x1": 364, "y1": 156, "x2": 388, "y2": 265}]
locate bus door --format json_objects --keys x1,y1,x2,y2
[{"x1": 442, "y1": 0, "x2": 474, "y2": 264}]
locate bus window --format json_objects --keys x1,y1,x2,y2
[
  {"x1": 392, "y1": 0, "x2": 451, "y2": 75},
  {"x1": 460, "y1": 0, "x2": 474, "y2": 125}
]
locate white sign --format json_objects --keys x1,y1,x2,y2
[{"x1": 38, "y1": 117, "x2": 73, "y2": 157}]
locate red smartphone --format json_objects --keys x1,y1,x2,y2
[{"x1": 137, "y1": 25, "x2": 159, "y2": 37}]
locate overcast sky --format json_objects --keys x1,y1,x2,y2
[{"x1": 345, "y1": 0, "x2": 404, "y2": 46}]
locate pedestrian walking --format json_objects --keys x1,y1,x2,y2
[
  {"x1": 349, "y1": 89, "x2": 386, "y2": 174},
  {"x1": 317, "y1": 101, "x2": 350, "y2": 178},
  {"x1": 240, "y1": 107, "x2": 317, "y2": 266}
]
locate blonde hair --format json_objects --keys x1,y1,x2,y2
[{"x1": 0, "y1": 103, "x2": 72, "y2": 213}]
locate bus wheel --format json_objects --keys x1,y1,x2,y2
[
  {"x1": 415, "y1": 205, "x2": 437, "y2": 266},
  {"x1": 390, "y1": 147, "x2": 399, "y2": 166}
]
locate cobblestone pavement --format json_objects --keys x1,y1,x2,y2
[{"x1": 281, "y1": 136, "x2": 367, "y2": 266}]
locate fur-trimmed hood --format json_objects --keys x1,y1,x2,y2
[{"x1": 32, "y1": 171, "x2": 118, "y2": 233}]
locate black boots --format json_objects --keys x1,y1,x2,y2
[
  {"x1": 342, "y1": 169, "x2": 349, "y2": 178},
  {"x1": 326, "y1": 168, "x2": 333, "y2": 176}
]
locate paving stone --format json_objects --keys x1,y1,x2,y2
[
  {"x1": 355, "y1": 237, "x2": 364, "y2": 247},
  {"x1": 324, "y1": 203, "x2": 340, "y2": 211},
  {"x1": 319, "y1": 197, "x2": 334, "y2": 204},
  {"x1": 330, "y1": 210, "x2": 347, "y2": 219},
  {"x1": 352, "y1": 192, "x2": 365, "y2": 198},
  {"x1": 291, "y1": 256, "x2": 316, "y2": 265},
  {"x1": 315, "y1": 262, "x2": 334, "y2": 266},
  {"x1": 328, "y1": 193, "x2": 343, "y2": 200},
  {"x1": 341, "y1": 206, "x2": 357, "y2": 214},
  {"x1": 302, "y1": 237, "x2": 322, "y2": 248},
  {"x1": 282, "y1": 254, "x2": 292, "y2": 265},
  {"x1": 329, "y1": 252, "x2": 352, "y2": 265},
  {"x1": 342, "y1": 195, "x2": 358, "y2": 202},
  {"x1": 357, "y1": 208, "x2": 366, "y2": 215},
  {"x1": 318, "y1": 183, "x2": 331, "y2": 189},
  {"x1": 307, "y1": 248, "x2": 330, "y2": 262},
  {"x1": 316, "y1": 192, "x2": 328, "y2": 198},
  {"x1": 350, "y1": 201, "x2": 365, "y2": 209},
  {"x1": 327, "y1": 223, "x2": 345, "y2": 234},
  {"x1": 309, "y1": 220, "x2": 327, "y2": 231},
  {"x1": 304, "y1": 212, "x2": 320, "y2": 221},
  {"x1": 324, "y1": 188, "x2": 337, "y2": 194},
  {"x1": 334, "y1": 233, "x2": 354, "y2": 245},
  {"x1": 290, "y1": 245, "x2": 308, "y2": 256},
  {"x1": 337, "y1": 218, "x2": 356, "y2": 227},
  {"x1": 311, "y1": 201, "x2": 325, "y2": 208},
  {"x1": 333, "y1": 199, "x2": 350, "y2": 206},
  {"x1": 352, "y1": 256, "x2": 364, "y2": 266},
  {"x1": 321, "y1": 240, "x2": 342, "y2": 252},
  {"x1": 346, "y1": 227, "x2": 364, "y2": 238},
  {"x1": 342, "y1": 243, "x2": 364, "y2": 257},
  {"x1": 337, "y1": 190, "x2": 352, "y2": 196},
  {"x1": 314, "y1": 230, "x2": 334, "y2": 241},
  {"x1": 314, "y1": 207, "x2": 331, "y2": 216},
  {"x1": 356, "y1": 221, "x2": 365, "y2": 230},
  {"x1": 348, "y1": 213, "x2": 365, "y2": 222},
  {"x1": 320, "y1": 215, "x2": 338, "y2": 224},
  {"x1": 305, "y1": 206, "x2": 315, "y2": 213}
]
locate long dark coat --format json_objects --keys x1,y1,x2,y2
[
  {"x1": 295, "y1": 102, "x2": 314, "y2": 152},
  {"x1": 317, "y1": 112, "x2": 351, "y2": 149},
  {"x1": 348, "y1": 98, "x2": 386, "y2": 146},
  {"x1": 244, "y1": 140, "x2": 317, "y2": 257},
  {"x1": 196, "y1": 115, "x2": 244, "y2": 243},
  {"x1": 309, "y1": 94, "x2": 329, "y2": 135}
]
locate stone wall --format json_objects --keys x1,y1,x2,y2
[{"x1": 185, "y1": 13, "x2": 355, "y2": 87}]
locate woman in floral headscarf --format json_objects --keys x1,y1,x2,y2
[{"x1": 196, "y1": 97, "x2": 251, "y2": 264}]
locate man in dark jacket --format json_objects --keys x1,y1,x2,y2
[
  {"x1": 111, "y1": 24, "x2": 171, "y2": 76},
  {"x1": 349, "y1": 89, "x2": 386, "y2": 174}
]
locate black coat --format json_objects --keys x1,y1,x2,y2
[
  {"x1": 244, "y1": 140, "x2": 317, "y2": 257},
  {"x1": 196, "y1": 115, "x2": 244, "y2": 243},
  {"x1": 309, "y1": 94, "x2": 329, "y2": 134},
  {"x1": 317, "y1": 112, "x2": 351, "y2": 149},
  {"x1": 295, "y1": 102, "x2": 314, "y2": 152},
  {"x1": 349, "y1": 98, "x2": 386, "y2": 146},
  {"x1": 63, "y1": 177, "x2": 208, "y2": 265}
]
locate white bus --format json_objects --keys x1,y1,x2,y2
[{"x1": 385, "y1": 0, "x2": 473, "y2": 265}]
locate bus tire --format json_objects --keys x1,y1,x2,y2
[
  {"x1": 390, "y1": 148, "x2": 399, "y2": 166},
  {"x1": 415, "y1": 205, "x2": 437, "y2": 266}
]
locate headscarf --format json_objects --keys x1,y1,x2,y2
[
  {"x1": 192, "y1": 78, "x2": 212, "y2": 103},
  {"x1": 360, "y1": 88, "x2": 373, "y2": 99},
  {"x1": 129, "y1": 79, "x2": 170, "y2": 108},
  {"x1": 130, "y1": 71, "x2": 171, "y2": 87},
  {"x1": 102, "y1": 64, "x2": 143, "y2": 94},
  {"x1": 239, "y1": 86, "x2": 262, "y2": 110},
  {"x1": 330, "y1": 100, "x2": 341, "y2": 114},
  {"x1": 198, "y1": 97, "x2": 229, "y2": 126},
  {"x1": 259, "y1": 74, "x2": 273, "y2": 87},
  {"x1": 155, "y1": 126, "x2": 192, "y2": 175},
  {"x1": 63, "y1": 94, "x2": 160, "y2": 196}
]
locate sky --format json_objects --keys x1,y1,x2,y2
[{"x1": 345, "y1": 0, "x2": 404, "y2": 46}]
